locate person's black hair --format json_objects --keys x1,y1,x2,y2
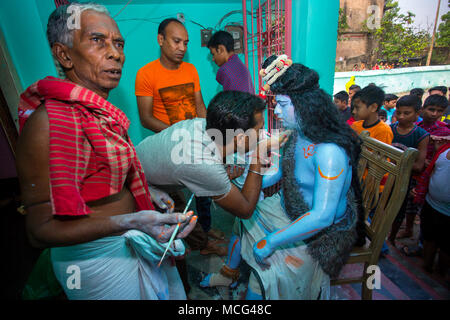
[
  {"x1": 384, "y1": 93, "x2": 398, "y2": 102},
  {"x1": 378, "y1": 109, "x2": 387, "y2": 117},
  {"x1": 207, "y1": 30, "x2": 234, "y2": 52},
  {"x1": 410, "y1": 88, "x2": 424, "y2": 98},
  {"x1": 262, "y1": 56, "x2": 360, "y2": 165},
  {"x1": 423, "y1": 94, "x2": 449, "y2": 109},
  {"x1": 349, "y1": 84, "x2": 361, "y2": 92},
  {"x1": 158, "y1": 18, "x2": 184, "y2": 37},
  {"x1": 206, "y1": 91, "x2": 266, "y2": 144},
  {"x1": 334, "y1": 90, "x2": 349, "y2": 104},
  {"x1": 352, "y1": 84, "x2": 385, "y2": 111},
  {"x1": 262, "y1": 55, "x2": 365, "y2": 246},
  {"x1": 428, "y1": 86, "x2": 447, "y2": 95},
  {"x1": 396, "y1": 94, "x2": 422, "y2": 112}
]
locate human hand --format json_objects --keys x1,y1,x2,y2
[
  {"x1": 148, "y1": 185, "x2": 175, "y2": 213},
  {"x1": 133, "y1": 210, "x2": 197, "y2": 243},
  {"x1": 410, "y1": 188, "x2": 417, "y2": 198},
  {"x1": 254, "y1": 130, "x2": 292, "y2": 165},
  {"x1": 226, "y1": 165, "x2": 245, "y2": 180},
  {"x1": 253, "y1": 236, "x2": 274, "y2": 268}
]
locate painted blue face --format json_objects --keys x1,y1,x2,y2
[{"x1": 274, "y1": 95, "x2": 297, "y2": 129}]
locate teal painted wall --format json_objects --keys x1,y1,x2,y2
[
  {"x1": 0, "y1": 0, "x2": 57, "y2": 90},
  {"x1": 1, "y1": 0, "x2": 341, "y2": 144},
  {"x1": 291, "y1": 0, "x2": 339, "y2": 95},
  {"x1": 20, "y1": 1, "x2": 244, "y2": 143},
  {"x1": 104, "y1": 2, "x2": 243, "y2": 143}
]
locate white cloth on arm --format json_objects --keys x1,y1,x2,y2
[
  {"x1": 136, "y1": 118, "x2": 231, "y2": 197},
  {"x1": 50, "y1": 230, "x2": 186, "y2": 300}
]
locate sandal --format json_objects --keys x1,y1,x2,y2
[{"x1": 401, "y1": 245, "x2": 422, "y2": 257}]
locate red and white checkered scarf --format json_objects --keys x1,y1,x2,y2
[{"x1": 19, "y1": 76, "x2": 154, "y2": 215}]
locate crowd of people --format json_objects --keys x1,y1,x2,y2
[
  {"x1": 352, "y1": 62, "x2": 397, "y2": 71},
  {"x1": 14, "y1": 2, "x2": 449, "y2": 300},
  {"x1": 334, "y1": 84, "x2": 450, "y2": 278}
]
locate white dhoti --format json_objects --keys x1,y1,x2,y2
[
  {"x1": 236, "y1": 192, "x2": 330, "y2": 300},
  {"x1": 50, "y1": 230, "x2": 186, "y2": 300}
]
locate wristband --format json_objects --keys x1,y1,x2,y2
[{"x1": 248, "y1": 169, "x2": 263, "y2": 176}]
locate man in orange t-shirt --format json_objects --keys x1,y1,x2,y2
[{"x1": 135, "y1": 18, "x2": 207, "y2": 133}]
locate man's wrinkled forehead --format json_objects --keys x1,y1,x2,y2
[{"x1": 77, "y1": 10, "x2": 122, "y2": 40}]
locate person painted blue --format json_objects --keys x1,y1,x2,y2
[{"x1": 201, "y1": 55, "x2": 365, "y2": 299}]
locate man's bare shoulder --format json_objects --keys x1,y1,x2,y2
[{"x1": 20, "y1": 106, "x2": 49, "y2": 143}]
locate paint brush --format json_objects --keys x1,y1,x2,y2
[{"x1": 157, "y1": 193, "x2": 195, "y2": 267}]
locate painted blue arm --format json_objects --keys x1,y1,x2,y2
[
  {"x1": 261, "y1": 159, "x2": 282, "y2": 189},
  {"x1": 253, "y1": 144, "x2": 350, "y2": 265}
]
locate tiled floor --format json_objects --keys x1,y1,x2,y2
[{"x1": 185, "y1": 200, "x2": 450, "y2": 300}]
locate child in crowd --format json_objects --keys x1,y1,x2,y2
[
  {"x1": 428, "y1": 86, "x2": 447, "y2": 97},
  {"x1": 387, "y1": 95, "x2": 429, "y2": 244},
  {"x1": 333, "y1": 90, "x2": 352, "y2": 122},
  {"x1": 399, "y1": 94, "x2": 449, "y2": 256},
  {"x1": 412, "y1": 129, "x2": 450, "y2": 279},
  {"x1": 351, "y1": 84, "x2": 393, "y2": 145},
  {"x1": 427, "y1": 86, "x2": 450, "y2": 124},
  {"x1": 348, "y1": 84, "x2": 361, "y2": 107},
  {"x1": 381, "y1": 94, "x2": 398, "y2": 124},
  {"x1": 346, "y1": 84, "x2": 361, "y2": 126},
  {"x1": 378, "y1": 109, "x2": 388, "y2": 122},
  {"x1": 351, "y1": 85, "x2": 393, "y2": 254},
  {"x1": 410, "y1": 88, "x2": 425, "y2": 100},
  {"x1": 417, "y1": 95, "x2": 450, "y2": 165}
]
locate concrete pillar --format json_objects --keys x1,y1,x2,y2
[{"x1": 291, "y1": 0, "x2": 340, "y2": 94}]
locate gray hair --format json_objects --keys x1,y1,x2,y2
[{"x1": 47, "y1": 2, "x2": 110, "y2": 76}]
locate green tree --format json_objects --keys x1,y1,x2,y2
[
  {"x1": 436, "y1": 11, "x2": 450, "y2": 47},
  {"x1": 366, "y1": 0, "x2": 430, "y2": 66},
  {"x1": 338, "y1": 8, "x2": 350, "y2": 34}
]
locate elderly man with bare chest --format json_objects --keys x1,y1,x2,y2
[{"x1": 16, "y1": 2, "x2": 196, "y2": 300}]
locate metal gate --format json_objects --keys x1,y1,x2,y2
[{"x1": 242, "y1": 0, "x2": 292, "y2": 196}]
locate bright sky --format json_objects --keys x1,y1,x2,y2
[{"x1": 396, "y1": 0, "x2": 449, "y2": 32}]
